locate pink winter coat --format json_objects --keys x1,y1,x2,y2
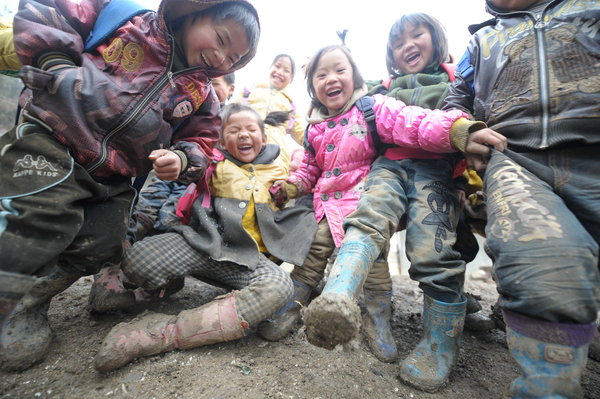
[{"x1": 287, "y1": 93, "x2": 468, "y2": 247}]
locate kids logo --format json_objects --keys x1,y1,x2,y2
[{"x1": 12, "y1": 154, "x2": 59, "y2": 178}]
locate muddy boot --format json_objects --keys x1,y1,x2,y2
[
  {"x1": 88, "y1": 265, "x2": 136, "y2": 313},
  {"x1": 362, "y1": 290, "x2": 398, "y2": 363},
  {"x1": 0, "y1": 271, "x2": 36, "y2": 325},
  {"x1": 258, "y1": 279, "x2": 312, "y2": 341},
  {"x1": 399, "y1": 295, "x2": 467, "y2": 392},
  {"x1": 1, "y1": 268, "x2": 80, "y2": 371},
  {"x1": 503, "y1": 310, "x2": 595, "y2": 399},
  {"x1": 303, "y1": 241, "x2": 376, "y2": 350},
  {"x1": 464, "y1": 292, "x2": 496, "y2": 332},
  {"x1": 95, "y1": 293, "x2": 248, "y2": 372},
  {"x1": 131, "y1": 277, "x2": 185, "y2": 304}
]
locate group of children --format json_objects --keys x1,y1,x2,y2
[{"x1": 1, "y1": 0, "x2": 598, "y2": 398}]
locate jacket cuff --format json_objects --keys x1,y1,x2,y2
[
  {"x1": 173, "y1": 150, "x2": 188, "y2": 174},
  {"x1": 450, "y1": 118, "x2": 488, "y2": 152},
  {"x1": 35, "y1": 51, "x2": 76, "y2": 71}
]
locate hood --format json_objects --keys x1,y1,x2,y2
[{"x1": 158, "y1": 0, "x2": 260, "y2": 76}]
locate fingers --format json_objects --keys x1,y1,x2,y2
[{"x1": 148, "y1": 149, "x2": 171, "y2": 161}]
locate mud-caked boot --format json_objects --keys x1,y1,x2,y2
[
  {"x1": 399, "y1": 295, "x2": 467, "y2": 392},
  {"x1": 503, "y1": 310, "x2": 596, "y2": 399},
  {"x1": 1, "y1": 268, "x2": 80, "y2": 371},
  {"x1": 303, "y1": 241, "x2": 376, "y2": 350},
  {"x1": 362, "y1": 289, "x2": 398, "y2": 363},
  {"x1": 258, "y1": 279, "x2": 312, "y2": 341},
  {"x1": 88, "y1": 265, "x2": 136, "y2": 313},
  {"x1": 95, "y1": 293, "x2": 249, "y2": 372},
  {"x1": 0, "y1": 271, "x2": 36, "y2": 325}
]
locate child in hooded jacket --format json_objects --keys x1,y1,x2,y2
[
  {"x1": 94, "y1": 103, "x2": 317, "y2": 372},
  {"x1": 0, "y1": 0, "x2": 259, "y2": 372},
  {"x1": 263, "y1": 44, "x2": 506, "y2": 363}
]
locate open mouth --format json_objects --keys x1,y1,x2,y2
[
  {"x1": 327, "y1": 89, "x2": 342, "y2": 97},
  {"x1": 405, "y1": 52, "x2": 420, "y2": 64},
  {"x1": 201, "y1": 51, "x2": 212, "y2": 69}
]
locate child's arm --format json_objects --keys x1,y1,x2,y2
[
  {"x1": 13, "y1": 0, "x2": 103, "y2": 69},
  {"x1": 170, "y1": 99, "x2": 220, "y2": 183}
]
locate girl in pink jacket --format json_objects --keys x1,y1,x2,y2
[{"x1": 259, "y1": 44, "x2": 506, "y2": 365}]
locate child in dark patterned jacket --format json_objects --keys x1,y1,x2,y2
[{"x1": 0, "y1": 0, "x2": 259, "y2": 372}]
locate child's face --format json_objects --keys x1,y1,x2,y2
[
  {"x1": 212, "y1": 76, "x2": 235, "y2": 104},
  {"x1": 182, "y1": 15, "x2": 250, "y2": 72},
  {"x1": 312, "y1": 49, "x2": 354, "y2": 115},
  {"x1": 220, "y1": 110, "x2": 265, "y2": 163},
  {"x1": 488, "y1": 0, "x2": 541, "y2": 11},
  {"x1": 391, "y1": 22, "x2": 434, "y2": 75},
  {"x1": 269, "y1": 56, "x2": 293, "y2": 90}
]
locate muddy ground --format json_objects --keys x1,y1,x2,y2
[{"x1": 1, "y1": 235, "x2": 599, "y2": 399}]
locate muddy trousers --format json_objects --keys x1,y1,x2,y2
[
  {"x1": 342, "y1": 157, "x2": 465, "y2": 303},
  {"x1": 0, "y1": 123, "x2": 135, "y2": 277},
  {"x1": 121, "y1": 232, "x2": 293, "y2": 326},
  {"x1": 291, "y1": 217, "x2": 392, "y2": 293},
  {"x1": 484, "y1": 149, "x2": 600, "y2": 324}
]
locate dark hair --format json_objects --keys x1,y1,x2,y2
[
  {"x1": 219, "y1": 103, "x2": 265, "y2": 140},
  {"x1": 191, "y1": 2, "x2": 260, "y2": 74},
  {"x1": 304, "y1": 45, "x2": 364, "y2": 112},
  {"x1": 223, "y1": 72, "x2": 235, "y2": 85},
  {"x1": 385, "y1": 13, "x2": 449, "y2": 77},
  {"x1": 272, "y1": 54, "x2": 296, "y2": 80}
]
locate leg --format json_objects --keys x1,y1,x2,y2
[
  {"x1": 303, "y1": 157, "x2": 407, "y2": 349},
  {"x1": 95, "y1": 233, "x2": 293, "y2": 372},
  {"x1": 0, "y1": 126, "x2": 133, "y2": 370},
  {"x1": 485, "y1": 149, "x2": 600, "y2": 397},
  {"x1": 399, "y1": 159, "x2": 467, "y2": 391},
  {"x1": 259, "y1": 219, "x2": 335, "y2": 340},
  {"x1": 362, "y1": 248, "x2": 398, "y2": 363}
]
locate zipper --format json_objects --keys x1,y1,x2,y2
[
  {"x1": 87, "y1": 35, "x2": 176, "y2": 174},
  {"x1": 534, "y1": 11, "x2": 550, "y2": 149}
]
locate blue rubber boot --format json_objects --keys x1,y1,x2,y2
[
  {"x1": 363, "y1": 289, "x2": 398, "y2": 362},
  {"x1": 503, "y1": 310, "x2": 596, "y2": 399},
  {"x1": 258, "y1": 279, "x2": 312, "y2": 341},
  {"x1": 399, "y1": 295, "x2": 467, "y2": 392},
  {"x1": 303, "y1": 241, "x2": 377, "y2": 350}
]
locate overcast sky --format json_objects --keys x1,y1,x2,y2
[{"x1": 3, "y1": 0, "x2": 491, "y2": 113}]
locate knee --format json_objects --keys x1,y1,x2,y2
[{"x1": 496, "y1": 252, "x2": 600, "y2": 323}]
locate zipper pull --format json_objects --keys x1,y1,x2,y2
[{"x1": 168, "y1": 71, "x2": 176, "y2": 88}]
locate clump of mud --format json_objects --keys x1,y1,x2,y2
[{"x1": 302, "y1": 294, "x2": 361, "y2": 350}]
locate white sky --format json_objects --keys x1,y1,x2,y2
[{"x1": 3, "y1": 0, "x2": 491, "y2": 114}]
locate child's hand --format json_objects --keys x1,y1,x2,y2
[
  {"x1": 465, "y1": 128, "x2": 507, "y2": 171},
  {"x1": 149, "y1": 149, "x2": 181, "y2": 181},
  {"x1": 270, "y1": 180, "x2": 299, "y2": 208},
  {"x1": 289, "y1": 148, "x2": 305, "y2": 172}
]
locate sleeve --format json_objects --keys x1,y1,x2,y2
[
  {"x1": 171, "y1": 90, "x2": 221, "y2": 183},
  {"x1": 372, "y1": 94, "x2": 469, "y2": 154},
  {"x1": 13, "y1": 0, "x2": 108, "y2": 69},
  {"x1": 441, "y1": 45, "x2": 478, "y2": 116}
]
